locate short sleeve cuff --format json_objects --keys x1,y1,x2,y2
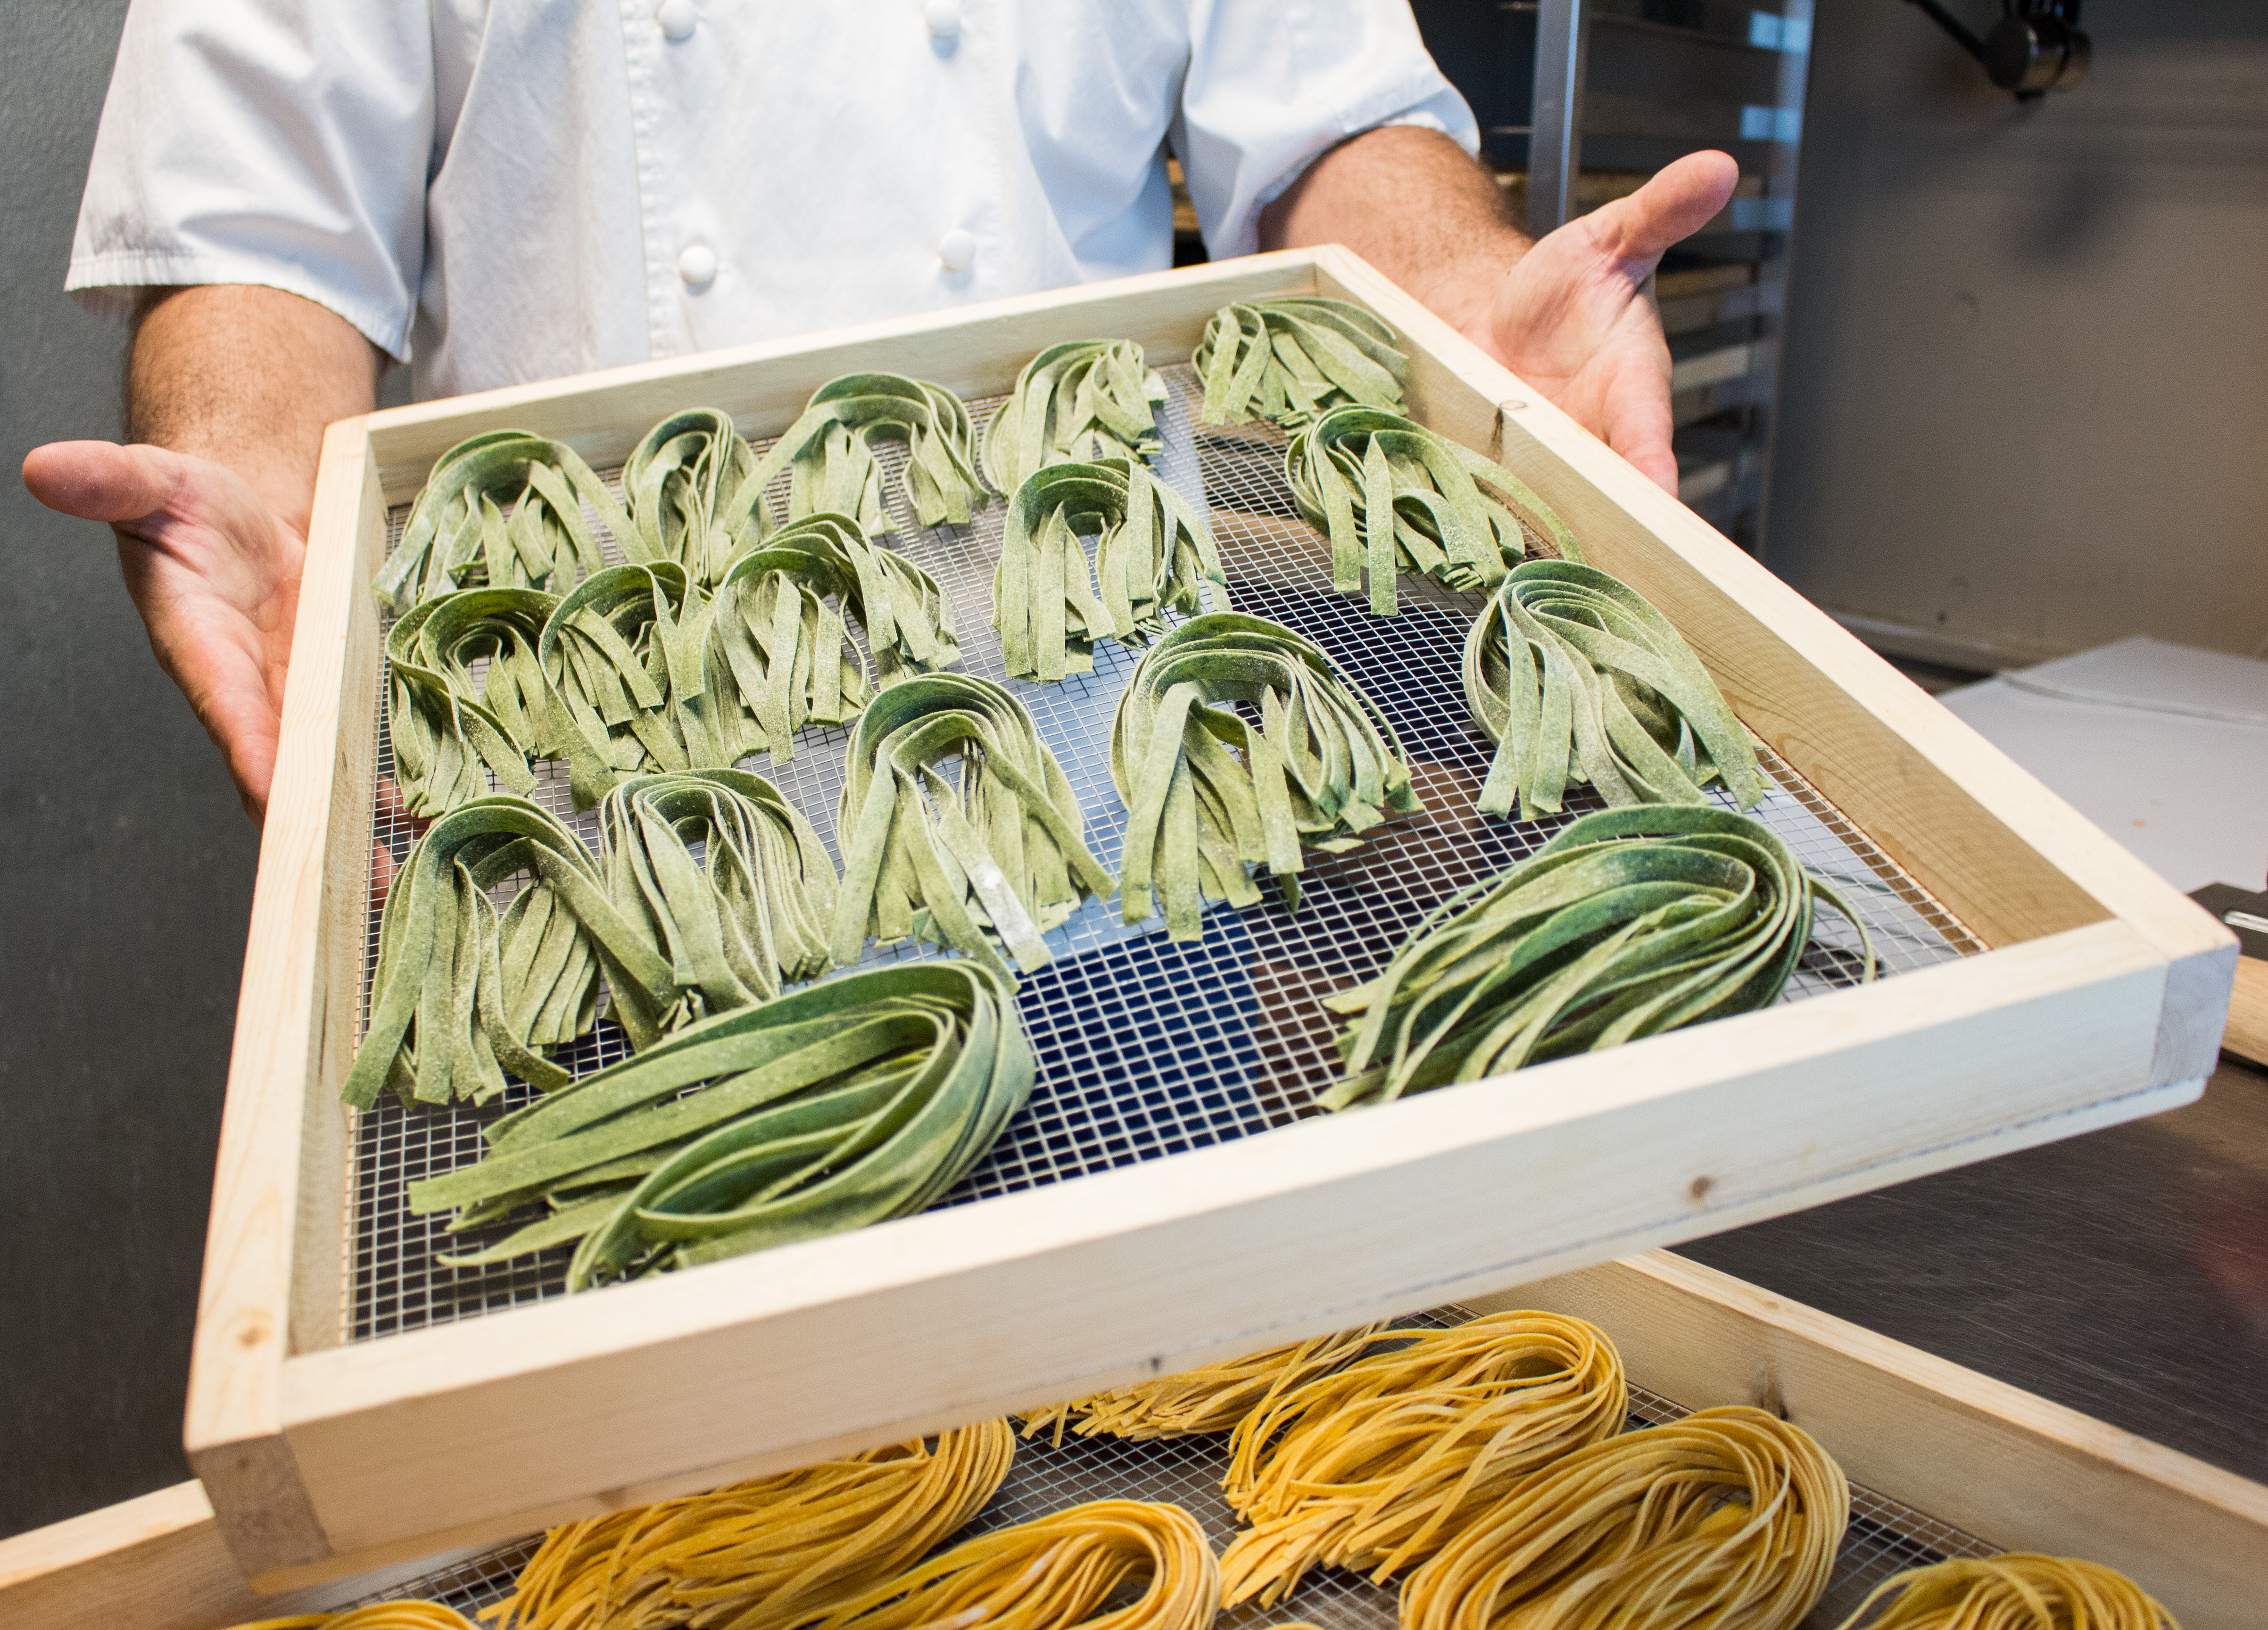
[{"x1": 66, "y1": 249, "x2": 415, "y2": 361}]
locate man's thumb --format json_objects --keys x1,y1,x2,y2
[{"x1": 23, "y1": 441, "x2": 186, "y2": 526}]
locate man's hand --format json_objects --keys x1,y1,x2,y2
[
  {"x1": 21, "y1": 285, "x2": 381, "y2": 821},
  {"x1": 22, "y1": 442, "x2": 303, "y2": 821},
  {"x1": 1470, "y1": 153, "x2": 1737, "y2": 490},
  {"x1": 1260, "y1": 128, "x2": 1739, "y2": 493}
]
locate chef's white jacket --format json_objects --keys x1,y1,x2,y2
[{"x1": 68, "y1": 0, "x2": 1477, "y2": 401}]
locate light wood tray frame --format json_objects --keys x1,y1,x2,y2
[
  {"x1": 22, "y1": 1255, "x2": 2265, "y2": 1629},
  {"x1": 183, "y1": 247, "x2": 2236, "y2": 1591}
]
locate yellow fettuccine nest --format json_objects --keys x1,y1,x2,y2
[
  {"x1": 1832, "y1": 1554, "x2": 2179, "y2": 1630},
  {"x1": 800, "y1": 1499, "x2": 1218, "y2": 1630},
  {"x1": 226, "y1": 1606, "x2": 479, "y2": 1630},
  {"x1": 1401, "y1": 1405, "x2": 1849, "y2": 1630},
  {"x1": 1020, "y1": 1324, "x2": 1384, "y2": 1443},
  {"x1": 488, "y1": 1421, "x2": 1014, "y2": 1630},
  {"x1": 1218, "y1": 1311, "x2": 1628, "y2": 1608}
]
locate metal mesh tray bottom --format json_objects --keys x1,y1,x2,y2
[
  {"x1": 351, "y1": 366, "x2": 1982, "y2": 1341},
  {"x1": 350, "y1": 1313, "x2": 1992, "y2": 1630}
]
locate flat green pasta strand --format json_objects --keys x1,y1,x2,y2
[
  {"x1": 1111, "y1": 613, "x2": 1421, "y2": 941},
  {"x1": 539, "y1": 561, "x2": 722, "y2": 807},
  {"x1": 1320, "y1": 805, "x2": 1875, "y2": 1109},
  {"x1": 992, "y1": 457, "x2": 1228, "y2": 683},
  {"x1": 400, "y1": 964, "x2": 1032, "y2": 1291},
  {"x1": 624, "y1": 408, "x2": 762, "y2": 589},
  {"x1": 981, "y1": 339, "x2": 1168, "y2": 494},
  {"x1": 737, "y1": 373, "x2": 990, "y2": 538},
  {"x1": 1194, "y1": 297, "x2": 1408, "y2": 429},
  {"x1": 833, "y1": 673, "x2": 1115, "y2": 977},
  {"x1": 376, "y1": 430, "x2": 633, "y2": 612},
  {"x1": 1465, "y1": 559, "x2": 1767, "y2": 820},
  {"x1": 1286, "y1": 404, "x2": 1584, "y2": 614}
]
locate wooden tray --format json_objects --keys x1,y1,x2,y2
[
  {"x1": 20, "y1": 1254, "x2": 2265, "y2": 1628},
  {"x1": 184, "y1": 247, "x2": 2235, "y2": 1588}
]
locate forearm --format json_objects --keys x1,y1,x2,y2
[
  {"x1": 1258, "y1": 125, "x2": 1528, "y2": 337},
  {"x1": 128, "y1": 285, "x2": 383, "y2": 539}
]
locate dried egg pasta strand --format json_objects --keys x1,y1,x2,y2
[
  {"x1": 1400, "y1": 1405, "x2": 1850, "y2": 1630},
  {"x1": 1830, "y1": 1553, "x2": 2180, "y2": 1630},
  {"x1": 488, "y1": 1421, "x2": 1015, "y2": 1630},
  {"x1": 224, "y1": 1605, "x2": 482, "y2": 1630},
  {"x1": 1021, "y1": 1323, "x2": 1386, "y2": 1444},
  {"x1": 1321, "y1": 805, "x2": 1876, "y2": 1109},
  {"x1": 1217, "y1": 1311, "x2": 1628, "y2": 1609},
  {"x1": 799, "y1": 1499, "x2": 1219, "y2": 1630}
]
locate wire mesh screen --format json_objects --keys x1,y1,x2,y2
[
  {"x1": 349, "y1": 1307, "x2": 1995, "y2": 1630},
  {"x1": 350, "y1": 364, "x2": 1981, "y2": 1339}
]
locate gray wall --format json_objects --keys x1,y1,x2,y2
[
  {"x1": 0, "y1": 3, "x2": 261, "y2": 1537},
  {"x1": 1767, "y1": 0, "x2": 2268, "y2": 668}
]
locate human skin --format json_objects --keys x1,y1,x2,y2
[{"x1": 24, "y1": 129, "x2": 1737, "y2": 820}]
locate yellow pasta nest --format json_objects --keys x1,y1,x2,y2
[
  {"x1": 1218, "y1": 1311, "x2": 1628, "y2": 1608},
  {"x1": 1020, "y1": 1324, "x2": 1384, "y2": 1443},
  {"x1": 1832, "y1": 1554, "x2": 2179, "y2": 1630},
  {"x1": 1400, "y1": 1405, "x2": 1849, "y2": 1630},
  {"x1": 226, "y1": 1605, "x2": 480, "y2": 1630},
  {"x1": 798, "y1": 1498, "x2": 1218, "y2": 1630},
  {"x1": 489, "y1": 1420, "x2": 1014, "y2": 1630}
]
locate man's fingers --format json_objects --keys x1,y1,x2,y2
[
  {"x1": 1586, "y1": 150, "x2": 1741, "y2": 267},
  {"x1": 22, "y1": 440, "x2": 187, "y2": 526}
]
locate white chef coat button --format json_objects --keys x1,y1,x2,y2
[
  {"x1": 924, "y1": 0, "x2": 962, "y2": 41},
  {"x1": 938, "y1": 228, "x2": 976, "y2": 273},
  {"x1": 656, "y1": 0, "x2": 698, "y2": 41},
  {"x1": 678, "y1": 244, "x2": 718, "y2": 286}
]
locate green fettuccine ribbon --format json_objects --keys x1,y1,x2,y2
[
  {"x1": 981, "y1": 339, "x2": 1168, "y2": 494},
  {"x1": 538, "y1": 561, "x2": 718, "y2": 807},
  {"x1": 376, "y1": 429, "x2": 636, "y2": 613},
  {"x1": 1464, "y1": 560, "x2": 1767, "y2": 820},
  {"x1": 342, "y1": 797, "x2": 678, "y2": 1110},
  {"x1": 1111, "y1": 613, "x2": 1422, "y2": 940},
  {"x1": 624, "y1": 408, "x2": 762, "y2": 589},
  {"x1": 1285, "y1": 404, "x2": 1584, "y2": 615},
  {"x1": 704, "y1": 530, "x2": 873, "y2": 765},
  {"x1": 1193, "y1": 297, "x2": 1407, "y2": 429},
  {"x1": 992, "y1": 458, "x2": 1228, "y2": 683},
  {"x1": 1319, "y1": 805, "x2": 1874, "y2": 1109},
  {"x1": 403, "y1": 963, "x2": 1031, "y2": 1289},
  {"x1": 597, "y1": 769, "x2": 838, "y2": 1039},
  {"x1": 739, "y1": 373, "x2": 990, "y2": 537},
  {"x1": 833, "y1": 673, "x2": 1116, "y2": 977},
  {"x1": 385, "y1": 587, "x2": 559, "y2": 815}
]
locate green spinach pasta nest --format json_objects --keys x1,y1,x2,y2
[
  {"x1": 1111, "y1": 613, "x2": 1421, "y2": 940},
  {"x1": 1193, "y1": 296, "x2": 1407, "y2": 428},
  {"x1": 403, "y1": 962, "x2": 1032, "y2": 1290},
  {"x1": 1464, "y1": 559, "x2": 1767, "y2": 820},
  {"x1": 982, "y1": 338, "x2": 1168, "y2": 493},
  {"x1": 624, "y1": 407, "x2": 763, "y2": 588},
  {"x1": 342, "y1": 796, "x2": 678, "y2": 1109},
  {"x1": 385, "y1": 586, "x2": 561, "y2": 816},
  {"x1": 375, "y1": 428, "x2": 636, "y2": 612},
  {"x1": 993, "y1": 457, "x2": 1228, "y2": 683},
  {"x1": 538, "y1": 560, "x2": 713, "y2": 807},
  {"x1": 741, "y1": 372, "x2": 990, "y2": 537},
  {"x1": 1321, "y1": 804, "x2": 1874, "y2": 1109},
  {"x1": 1285, "y1": 404, "x2": 1582, "y2": 615},
  {"x1": 597, "y1": 768, "x2": 839, "y2": 1041},
  {"x1": 833, "y1": 673, "x2": 1116, "y2": 977}
]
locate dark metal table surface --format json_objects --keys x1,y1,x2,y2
[{"x1": 1677, "y1": 1052, "x2": 2268, "y2": 1486}]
